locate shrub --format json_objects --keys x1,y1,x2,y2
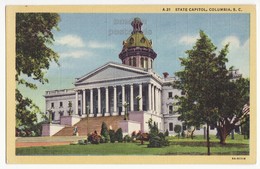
[
  {"x1": 164, "y1": 129, "x2": 169, "y2": 137},
  {"x1": 174, "y1": 125, "x2": 182, "y2": 139},
  {"x1": 115, "y1": 128, "x2": 123, "y2": 143},
  {"x1": 100, "y1": 122, "x2": 110, "y2": 143},
  {"x1": 124, "y1": 135, "x2": 131, "y2": 142},
  {"x1": 78, "y1": 139, "x2": 86, "y2": 145},
  {"x1": 147, "y1": 118, "x2": 169, "y2": 148},
  {"x1": 88, "y1": 131, "x2": 101, "y2": 144},
  {"x1": 109, "y1": 130, "x2": 116, "y2": 143}
]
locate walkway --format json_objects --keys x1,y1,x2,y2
[{"x1": 16, "y1": 136, "x2": 86, "y2": 148}]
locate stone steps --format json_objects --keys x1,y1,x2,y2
[{"x1": 54, "y1": 115, "x2": 124, "y2": 136}]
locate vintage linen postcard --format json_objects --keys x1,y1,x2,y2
[{"x1": 6, "y1": 5, "x2": 256, "y2": 164}]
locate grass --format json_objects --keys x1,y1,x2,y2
[{"x1": 16, "y1": 134, "x2": 249, "y2": 156}]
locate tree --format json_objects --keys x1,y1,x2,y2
[
  {"x1": 215, "y1": 78, "x2": 250, "y2": 144},
  {"x1": 16, "y1": 13, "x2": 60, "y2": 130},
  {"x1": 174, "y1": 30, "x2": 250, "y2": 155},
  {"x1": 174, "y1": 124, "x2": 182, "y2": 139},
  {"x1": 115, "y1": 128, "x2": 123, "y2": 143},
  {"x1": 100, "y1": 122, "x2": 110, "y2": 143}
]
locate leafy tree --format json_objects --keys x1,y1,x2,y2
[
  {"x1": 101, "y1": 122, "x2": 110, "y2": 143},
  {"x1": 174, "y1": 30, "x2": 249, "y2": 155},
  {"x1": 164, "y1": 129, "x2": 169, "y2": 137},
  {"x1": 174, "y1": 124, "x2": 182, "y2": 139},
  {"x1": 16, "y1": 13, "x2": 60, "y2": 130},
  {"x1": 216, "y1": 78, "x2": 250, "y2": 144}
]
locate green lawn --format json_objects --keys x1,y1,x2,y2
[{"x1": 16, "y1": 135, "x2": 249, "y2": 156}]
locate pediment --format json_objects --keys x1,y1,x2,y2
[{"x1": 75, "y1": 62, "x2": 149, "y2": 84}]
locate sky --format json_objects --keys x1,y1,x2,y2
[{"x1": 18, "y1": 13, "x2": 250, "y2": 112}]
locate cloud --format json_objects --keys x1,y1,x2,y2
[
  {"x1": 60, "y1": 50, "x2": 93, "y2": 59},
  {"x1": 221, "y1": 36, "x2": 240, "y2": 49},
  {"x1": 220, "y1": 36, "x2": 249, "y2": 77},
  {"x1": 56, "y1": 35, "x2": 85, "y2": 48},
  {"x1": 87, "y1": 40, "x2": 115, "y2": 49},
  {"x1": 179, "y1": 35, "x2": 199, "y2": 45}
]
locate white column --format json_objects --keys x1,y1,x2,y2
[
  {"x1": 159, "y1": 89, "x2": 162, "y2": 114},
  {"x1": 83, "y1": 89, "x2": 86, "y2": 115},
  {"x1": 130, "y1": 84, "x2": 134, "y2": 111},
  {"x1": 75, "y1": 90, "x2": 78, "y2": 115},
  {"x1": 97, "y1": 88, "x2": 101, "y2": 117},
  {"x1": 112, "y1": 86, "x2": 118, "y2": 116},
  {"x1": 139, "y1": 83, "x2": 143, "y2": 111},
  {"x1": 121, "y1": 85, "x2": 125, "y2": 115},
  {"x1": 155, "y1": 87, "x2": 159, "y2": 114},
  {"x1": 89, "y1": 89, "x2": 94, "y2": 117},
  {"x1": 105, "y1": 87, "x2": 110, "y2": 116},
  {"x1": 151, "y1": 85, "x2": 154, "y2": 111},
  {"x1": 148, "y1": 83, "x2": 152, "y2": 111}
]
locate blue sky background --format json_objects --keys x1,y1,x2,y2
[{"x1": 18, "y1": 13, "x2": 250, "y2": 112}]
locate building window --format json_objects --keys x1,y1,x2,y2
[
  {"x1": 169, "y1": 105, "x2": 173, "y2": 114},
  {"x1": 140, "y1": 37, "x2": 145, "y2": 43},
  {"x1": 141, "y1": 58, "x2": 144, "y2": 68},
  {"x1": 51, "y1": 102, "x2": 54, "y2": 108},
  {"x1": 59, "y1": 102, "x2": 63, "y2": 108},
  {"x1": 181, "y1": 91, "x2": 185, "y2": 95},
  {"x1": 145, "y1": 58, "x2": 148, "y2": 69},
  {"x1": 168, "y1": 92, "x2": 173, "y2": 98},
  {"x1": 78, "y1": 100, "x2": 81, "y2": 106},
  {"x1": 169, "y1": 123, "x2": 173, "y2": 131},
  {"x1": 133, "y1": 57, "x2": 136, "y2": 66},
  {"x1": 130, "y1": 37, "x2": 134, "y2": 44},
  {"x1": 150, "y1": 60, "x2": 153, "y2": 69}
]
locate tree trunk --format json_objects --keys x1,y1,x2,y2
[
  {"x1": 207, "y1": 123, "x2": 210, "y2": 155},
  {"x1": 191, "y1": 128, "x2": 195, "y2": 140},
  {"x1": 218, "y1": 127, "x2": 228, "y2": 145}
]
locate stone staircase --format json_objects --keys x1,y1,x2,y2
[{"x1": 54, "y1": 116, "x2": 125, "y2": 136}]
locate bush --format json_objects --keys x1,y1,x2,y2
[
  {"x1": 147, "y1": 118, "x2": 169, "y2": 148},
  {"x1": 88, "y1": 131, "x2": 101, "y2": 144},
  {"x1": 148, "y1": 136, "x2": 162, "y2": 148},
  {"x1": 174, "y1": 125, "x2": 182, "y2": 138},
  {"x1": 115, "y1": 128, "x2": 123, "y2": 143},
  {"x1": 100, "y1": 122, "x2": 110, "y2": 143},
  {"x1": 124, "y1": 135, "x2": 131, "y2": 142},
  {"x1": 109, "y1": 130, "x2": 116, "y2": 143},
  {"x1": 164, "y1": 129, "x2": 169, "y2": 137},
  {"x1": 78, "y1": 139, "x2": 86, "y2": 145}
]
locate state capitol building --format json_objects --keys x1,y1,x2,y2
[{"x1": 42, "y1": 18, "x2": 215, "y2": 136}]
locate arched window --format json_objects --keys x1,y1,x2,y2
[
  {"x1": 130, "y1": 37, "x2": 134, "y2": 44},
  {"x1": 150, "y1": 60, "x2": 153, "y2": 69},
  {"x1": 129, "y1": 58, "x2": 132, "y2": 66},
  {"x1": 169, "y1": 123, "x2": 173, "y2": 131},
  {"x1": 133, "y1": 57, "x2": 136, "y2": 66},
  {"x1": 140, "y1": 37, "x2": 145, "y2": 43},
  {"x1": 145, "y1": 58, "x2": 148, "y2": 69},
  {"x1": 141, "y1": 58, "x2": 144, "y2": 68}
]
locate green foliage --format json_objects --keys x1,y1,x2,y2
[
  {"x1": 174, "y1": 30, "x2": 250, "y2": 146},
  {"x1": 174, "y1": 125, "x2": 182, "y2": 138},
  {"x1": 115, "y1": 128, "x2": 123, "y2": 143},
  {"x1": 16, "y1": 13, "x2": 60, "y2": 129},
  {"x1": 67, "y1": 101, "x2": 73, "y2": 116},
  {"x1": 100, "y1": 122, "x2": 110, "y2": 143},
  {"x1": 164, "y1": 129, "x2": 169, "y2": 137},
  {"x1": 109, "y1": 130, "x2": 116, "y2": 143},
  {"x1": 147, "y1": 118, "x2": 169, "y2": 148},
  {"x1": 124, "y1": 135, "x2": 131, "y2": 143}
]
